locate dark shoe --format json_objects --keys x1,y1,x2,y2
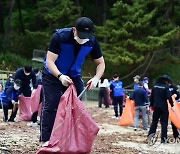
[
  {"x1": 147, "y1": 133, "x2": 158, "y2": 145},
  {"x1": 161, "y1": 140, "x2": 169, "y2": 144},
  {"x1": 8, "y1": 118, "x2": 15, "y2": 122},
  {"x1": 3, "y1": 118, "x2": 7, "y2": 122}
]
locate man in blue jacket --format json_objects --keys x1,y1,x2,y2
[
  {"x1": 40, "y1": 17, "x2": 105, "y2": 142},
  {"x1": 110, "y1": 74, "x2": 124, "y2": 119},
  {"x1": 0, "y1": 79, "x2": 21, "y2": 122}
]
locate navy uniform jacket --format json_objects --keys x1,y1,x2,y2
[
  {"x1": 6, "y1": 87, "x2": 20, "y2": 103},
  {"x1": 130, "y1": 87, "x2": 148, "y2": 106},
  {"x1": 150, "y1": 83, "x2": 173, "y2": 108}
]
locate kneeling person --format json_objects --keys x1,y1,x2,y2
[{"x1": 7, "y1": 79, "x2": 22, "y2": 122}]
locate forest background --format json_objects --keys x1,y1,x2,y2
[{"x1": 0, "y1": 0, "x2": 179, "y2": 87}]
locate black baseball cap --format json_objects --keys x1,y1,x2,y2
[
  {"x1": 161, "y1": 74, "x2": 171, "y2": 82},
  {"x1": 14, "y1": 79, "x2": 22, "y2": 87},
  {"x1": 113, "y1": 74, "x2": 119, "y2": 78},
  {"x1": 75, "y1": 17, "x2": 94, "y2": 39}
]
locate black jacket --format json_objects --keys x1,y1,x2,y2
[
  {"x1": 14, "y1": 68, "x2": 36, "y2": 90},
  {"x1": 169, "y1": 84, "x2": 180, "y2": 100},
  {"x1": 150, "y1": 83, "x2": 173, "y2": 108}
]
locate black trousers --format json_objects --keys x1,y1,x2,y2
[
  {"x1": 112, "y1": 96, "x2": 123, "y2": 117},
  {"x1": 40, "y1": 70, "x2": 84, "y2": 142},
  {"x1": 171, "y1": 122, "x2": 179, "y2": 138},
  {"x1": 98, "y1": 87, "x2": 109, "y2": 108},
  {"x1": 148, "y1": 107, "x2": 169, "y2": 142},
  {"x1": 0, "y1": 102, "x2": 12, "y2": 121}
]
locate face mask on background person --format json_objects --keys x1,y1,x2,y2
[
  {"x1": 14, "y1": 84, "x2": 20, "y2": 90},
  {"x1": 134, "y1": 78, "x2": 139, "y2": 83},
  {"x1": 74, "y1": 36, "x2": 89, "y2": 44}
]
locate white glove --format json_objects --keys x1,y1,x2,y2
[
  {"x1": 173, "y1": 94, "x2": 177, "y2": 98},
  {"x1": 12, "y1": 100, "x2": 17, "y2": 105},
  {"x1": 86, "y1": 76, "x2": 99, "y2": 90},
  {"x1": 171, "y1": 106, "x2": 175, "y2": 111},
  {"x1": 32, "y1": 89, "x2": 36, "y2": 94},
  {"x1": 59, "y1": 74, "x2": 72, "y2": 87}
]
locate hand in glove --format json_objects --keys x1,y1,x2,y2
[
  {"x1": 59, "y1": 74, "x2": 73, "y2": 87},
  {"x1": 32, "y1": 89, "x2": 36, "y2": 94},
  {"x1": 86, "y1": 76, "x2": 99, "y2": 91},
  {"x1": 11, "y1": 100, "x2": 17, "y2": 105}
]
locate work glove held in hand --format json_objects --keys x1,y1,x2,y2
[
  {"x1": 171, "y1": 106, "x2": 175, "y2": 111},
  {"x1": 59, "y1": 74, "x2": 72, "y2": 87},
  {"x1": 11, "y1": 100, "x2": 16, "y2": 105},
  {"x1": 87, "y1": 76, "x2": 99, "y2": 90}
]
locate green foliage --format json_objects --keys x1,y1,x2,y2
[
  {"x1": 1, "y1": 0, "x2": 179, "y2": 86},
  {"x1": 35, "y1": 0, "x2": 79, "y2": 31},
  {"x1": 0, "y1": 53, "x2": 43, "y2": 71},
  {"x1": 2, "y1": 0, "x2": 79, "y2": 58},
  {"x1": 4, "y1": 30, "x2": 49, "y2": 58},
  {"x1": 95, "y1": 0, "x2": 180, "y2": 66},
  {"x1": 149, "y1": 51, "x2": 180, "y2": 84}
]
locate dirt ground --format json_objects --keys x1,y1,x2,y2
[{"x1": 0, "y1": 101, "x2": 180, "y2": 154}]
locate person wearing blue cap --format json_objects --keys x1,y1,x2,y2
[{"x1": 40, "y1": 17, "x2": 105, "y2": 142}]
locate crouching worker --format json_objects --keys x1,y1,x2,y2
[
  {"x1": 0, "y1": 80, "x2": 21, "y2": 122},
  {"x1": 7, "y1": 79, "x2": 22, "y2": 122}
]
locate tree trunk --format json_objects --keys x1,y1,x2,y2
[
  {"x1": 103, "y1": 0, "x2": 107, "y2": 43},
  {"x1": 74, "y1": 0, "x2": 81, "y2": 16},
  {"x1": 94, "y1": 0, "x2": 101, "y2": 25},
  {"x1": 163, "y1": 0, "x2": 174, "y2": 20},
  {"x1": 0, "y1": 1, "x2": 4, "y2": 33},
  {"x1": 17, "y1": 0, "x2": 25, "y2": 34},
  {"x1": 2, "y1": 0, "x2": 16, "y2": 51}
]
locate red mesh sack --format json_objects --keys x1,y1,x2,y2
[
  {"x1": 30, "y1": 85, "x2": 42, "y2": 114},
  {"x1": 36, "y1": 84, "x2": 99, "y2": 154},
  {"x1": 18, "y1": 96, "x2": 32, "y2": 121}
]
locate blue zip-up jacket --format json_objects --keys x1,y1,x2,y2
[{"x1": 0, "y1": 87, "x2": 20, "y2": 105}]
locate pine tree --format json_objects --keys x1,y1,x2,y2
[
  {"x1": 35, "y1": 0, "x2": 80, "y2": 31},
  {"x1": 95, "y1": 0, "x2": 180, "y2": 65}
]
